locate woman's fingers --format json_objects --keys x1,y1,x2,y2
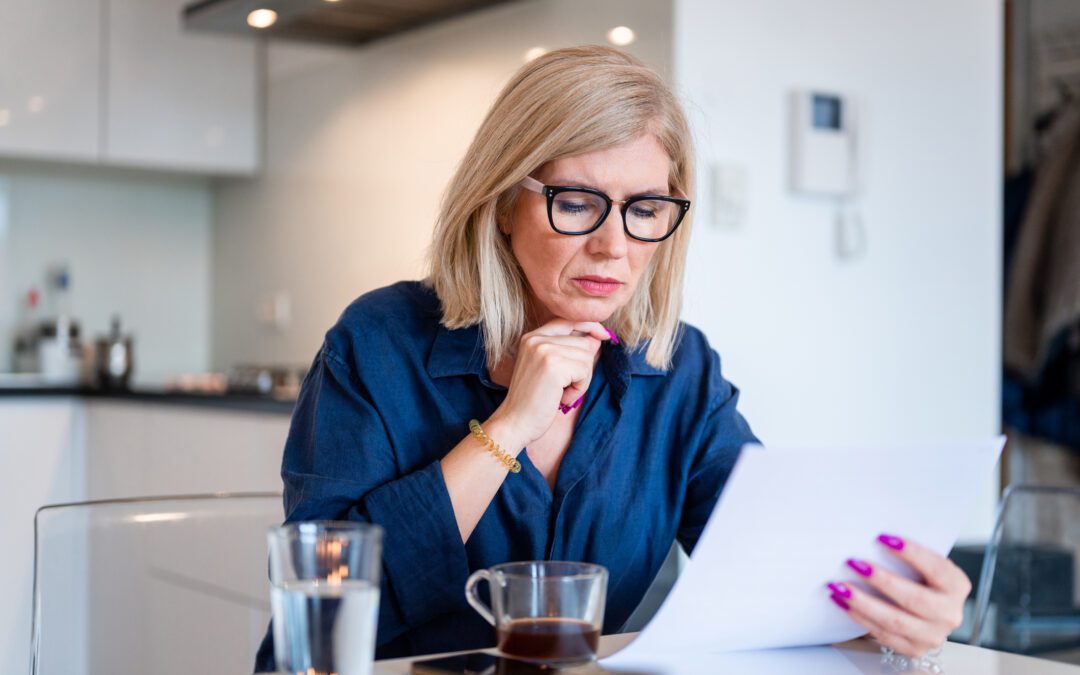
[
  {"x1": 521, "y1": 334, "x2": 604, "y2": 356},
  {"x1": 826, "y1": 534, "x2": 972, "y2": 658},
  {"x1": 841, "y1": 557, "x2": 960, "y2": 627},
  {"x1": 494, "y1": 319, "x2": 617, "y2": 441},
  {"x1": 829, "y1": 582, "x2": 945, "y2": 657},
  {"x1": 544, "y1": 353, "x2": 595, "y2": 404},
  {"x1": 877, "y1": 534, "x2": 972, "y2": 599},
  {"x1": 522, "y1": 320, "x2": 616, "y2": 412},
  {"x1": 838, "y1": 595, "x2": 920, "y2": 656},
  {"x1": 524, "y1": 337, "x2": 600, "y2": 385},
  {"x1": 528, "y1": 319, "x2": 615, "y2": 344},
  {"x1": 558, "y1": 379, "x2": 590, "y2": 411}
]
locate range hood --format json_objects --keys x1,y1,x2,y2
[{"x1": 183, "y1": 0, "x2": 516, "y2": 46}]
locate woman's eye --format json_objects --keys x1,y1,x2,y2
[
  {"x1": 557, "y1": 201, "x2": 592, "y2": 215},
  {"x1": 630, "y1": 205, "x2": 658, "y2": 219}
]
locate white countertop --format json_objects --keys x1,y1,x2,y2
[{"x1": 372, "y1": 632, "x2": 1080, "y2": 674}]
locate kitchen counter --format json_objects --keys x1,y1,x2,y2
[{"x1": 0, "y1": 384, "x2": 296, "y2": 414}]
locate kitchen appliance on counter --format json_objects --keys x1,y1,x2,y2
[
  {"x1": 10, "y1": 265, "x2": 91, "y2": 386},
  {"x1": 94, "y1": 316, "x2": 134, "y2": 390},
  {"x1": 38, "y1": 316, "x2": 85, "y2": 384}
]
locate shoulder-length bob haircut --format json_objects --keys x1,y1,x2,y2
[{"x1": 428, "y1": 45, "x2": 694, "y2": 371}]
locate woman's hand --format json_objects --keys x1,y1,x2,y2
[
  {"x1": 488, "y1": 319, "x2": 612, "y2": 443},
  {"x1": 827, "y1": 534, "x2": 971, "y2": 657}
]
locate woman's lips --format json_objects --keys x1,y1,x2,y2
[{"x1": 573, "y1": 277, "x2": 623, "y2": 296}]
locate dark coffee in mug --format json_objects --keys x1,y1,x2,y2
[
  {"x1": 496, "y1": 617, "x2": 600, "y2": 662},
  {"x1": 466, "y1": 561, "x2": 608, "y2": 665}
]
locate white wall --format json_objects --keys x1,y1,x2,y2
[
  {"x1": 675, "y1": 0, "x2": 1002, "y2": 538},
  {"x1": 210, "y1": 0, "x2": 672, "y2": 370},
  {"x1": 0, "y1": 160, "x2": 212, "y2": 383}
]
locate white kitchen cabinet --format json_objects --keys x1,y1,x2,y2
[
  {"x1": 0, "y1": 0, "x2": 259, "y2": 174},
  {"x1": 0, "y1": 398, "x2": 86, "y2": 675},
  {"x1": 103, "y1": 0, "x2": 260, "y2": 174},
  {"x1": 85, "y1": 400, "x2": 287, "y2": 499},
  {"x1": 0, "y1": 0, "x2": 102, "y2": 162}
]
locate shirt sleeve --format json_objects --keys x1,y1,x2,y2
[
  {"x1": 676, "y1": 355, "x2": 759, "y2": 555},
  {"x1": 279, "y1": 344, "x2": 471, "y2": 647}
]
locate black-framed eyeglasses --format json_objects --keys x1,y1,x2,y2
[{"x1": 518, "y1": 176, "x2": 690, "y2": 243}]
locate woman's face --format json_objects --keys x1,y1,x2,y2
[{"x1": 506, "y1": 134, "x2": 671, "y2": 326}]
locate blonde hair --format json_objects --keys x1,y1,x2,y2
[{"x1": 427, "y1": 45, "x2": 694, "y2": 370}]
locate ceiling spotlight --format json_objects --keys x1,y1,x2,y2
[
  {"x1": 247, "y1": 9, "x2": 278, "y2": 29},
  {"x1": 607, "y1": 26, "x2": 635, "y2": 46},
  {"x1": 524, "y1": 47, "x2": 547, "y2": 62}
]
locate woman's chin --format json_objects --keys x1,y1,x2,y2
[{"x1": 552, "y1": 299, "x2": 620, "y2": 324}]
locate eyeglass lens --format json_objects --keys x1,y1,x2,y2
[{"x1": 551, "y1": 191, "x2": 680, "y2": 240}]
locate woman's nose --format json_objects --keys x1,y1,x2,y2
[{"x1": 586, "y1": 208, "x2": 629, "y2": 258}]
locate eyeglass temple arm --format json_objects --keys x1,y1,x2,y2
[{"x1": 519, "y1": 176, "x2": 545, "y2": 194}]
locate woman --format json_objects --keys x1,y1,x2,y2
[{"x1": 256, "y1": 45, "x2": 969, "y2": 668}]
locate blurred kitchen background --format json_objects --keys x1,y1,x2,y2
[{"x1": 4, "y1": 0, "x2": 1080, "y2": 671}]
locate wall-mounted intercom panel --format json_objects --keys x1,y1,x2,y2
[{"x1": 790, "y1": 90, "x2": 856, "y2": 197}]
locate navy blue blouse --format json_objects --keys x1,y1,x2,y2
[{"x1": 255, "y1": 281, "x2": 757, "y2": 668}]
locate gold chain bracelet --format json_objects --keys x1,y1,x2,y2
[{"x1": 468, "y1": 419, "x2": 522, "y2": 473}]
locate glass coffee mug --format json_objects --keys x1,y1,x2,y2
[{"x1": 465, "y1": 561, "x2": 608, "y2": 665}]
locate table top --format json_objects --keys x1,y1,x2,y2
[{"x1": 373, "y1": 632, "x2": 1080, "y2": 674}]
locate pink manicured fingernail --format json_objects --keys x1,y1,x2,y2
[
  {"x1": 558, "y1": 403, "x2": 570, "y2": 414},
  {"x1": 878, "y1": 534, "x2": 905, "y2": 551},
  {"x1": 830, "y1": 594, "x2": 850, "y2": 611},
  {"x1": 570, "y1": 394, "x2": 585, "y2": 410},
  {"x1": 827, "y1": 582, "x2": 852, "y2": 599},
  {"x1": 846, "y1": 559, "x2": 873, "y2": 577},
  {"x1": 604, "y1": 327, "x2": 620, "y2": 345}
]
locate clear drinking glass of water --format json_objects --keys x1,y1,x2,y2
[{"x1": 268, "y1": 521, "x2": 383, "y2": 675}]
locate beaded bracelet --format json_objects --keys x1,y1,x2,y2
[{"x1": 468, "y1": 419, "x2": 522, "y2": 473}]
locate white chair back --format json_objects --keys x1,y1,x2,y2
[{"x1": 32, "y1": 493, "x2": 282, "y2": 675}]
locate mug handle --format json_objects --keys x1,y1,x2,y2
[{"x1": 465, "y1": 569, "x2": 496, "y2": 626}]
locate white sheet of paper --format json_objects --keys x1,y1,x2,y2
[{"x1": 603, "y1": 437, "x2": 1005, "y2": 670}]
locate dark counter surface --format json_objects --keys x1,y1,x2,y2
[{"x1": 0, "y1": 385, "x2": 296, "y2": 415}]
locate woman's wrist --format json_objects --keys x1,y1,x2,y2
[{"x1": 482, "y1": 411, "x2": 529, "y2": 457}]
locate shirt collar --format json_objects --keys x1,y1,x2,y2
[
  {"x1": 616, "y1": 341, "x2": 668, "y2": 377},
  {"x1": 427, "y1": 322, "x2": 668, "y2": 389},
  {"x1": 426, "y1": 322, "x2": 488, "y2": 381}
]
